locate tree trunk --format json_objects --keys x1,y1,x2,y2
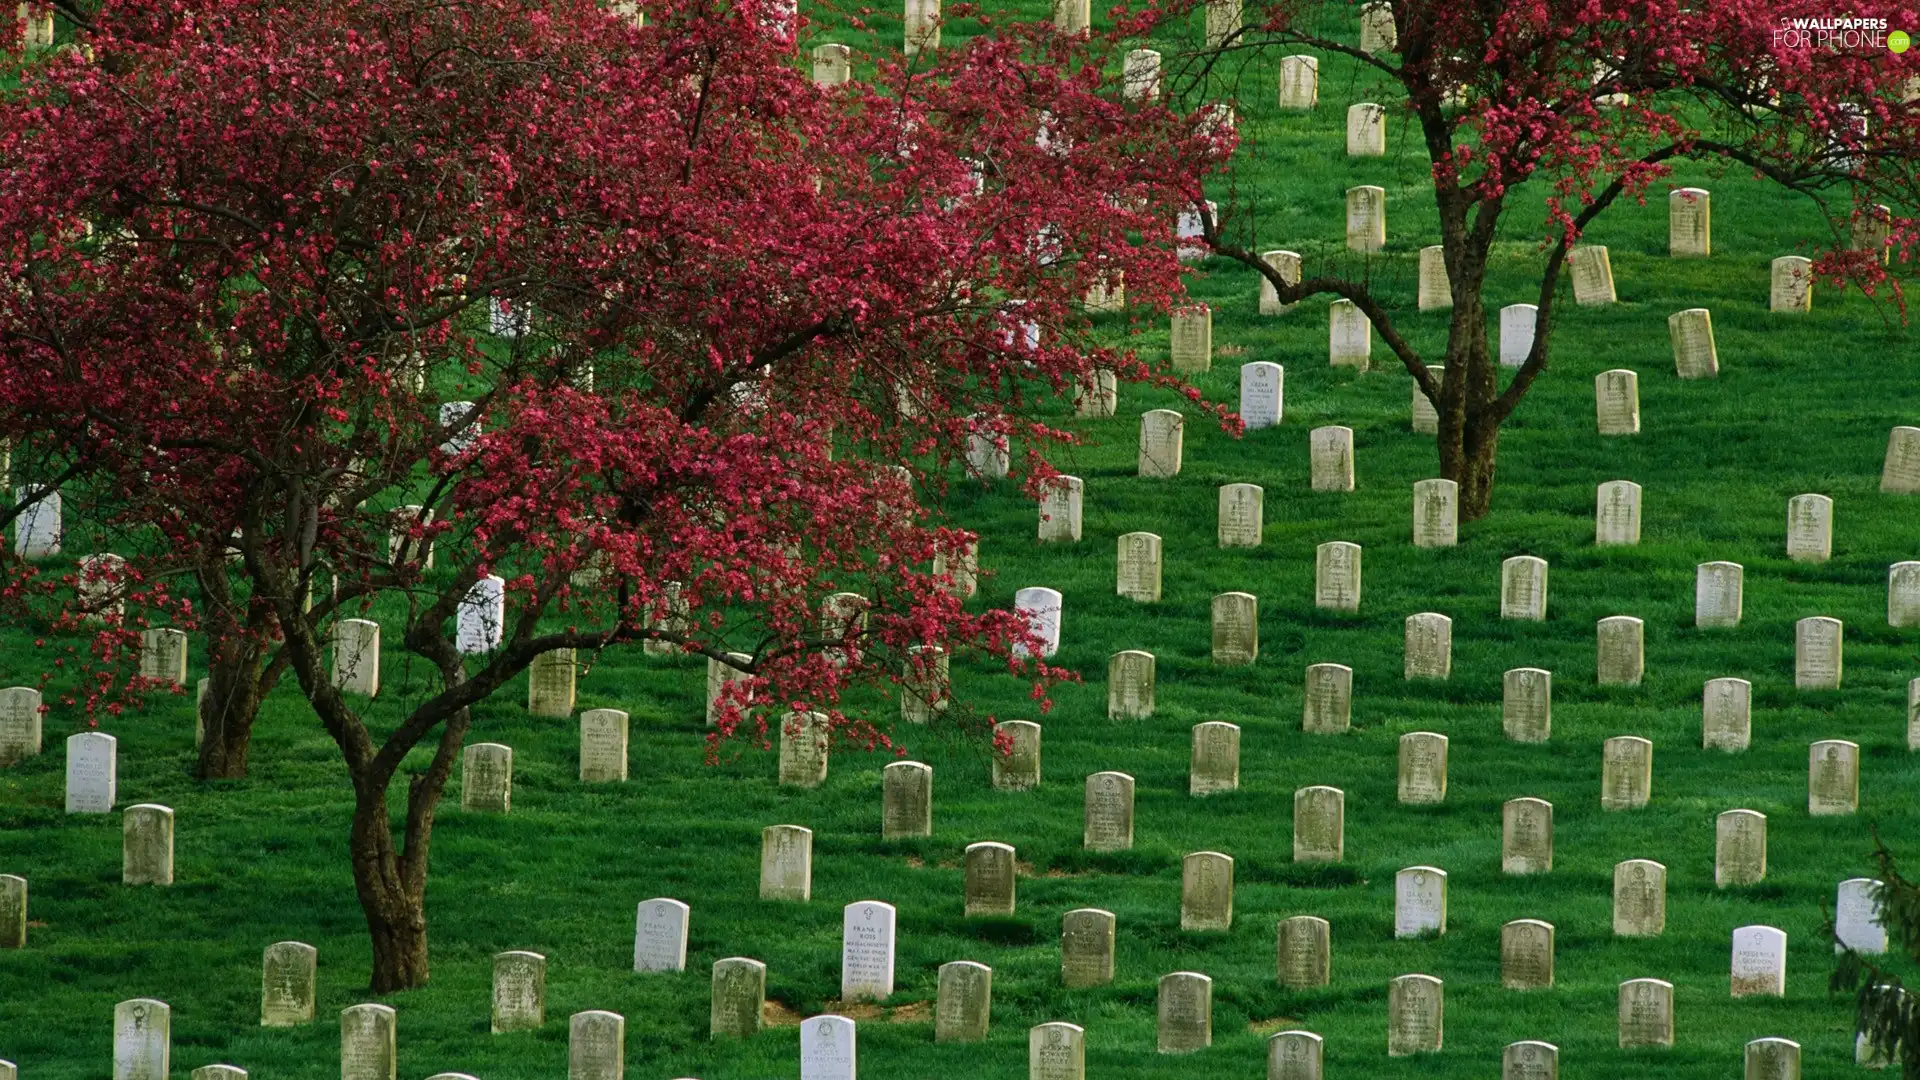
[
  {"x1": 1452, "y1": 426, "x2": 1498, "y2": 521},
  {"x1": 349, "y1": 788, "x2": 432, "y2": 992},
  {"x1": 196, "y1": 645, "x2": 263, "y2": 779}
]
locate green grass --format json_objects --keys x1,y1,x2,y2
[{"x1": 4, "y1": 4, "x2": 1920, "y2": 1079}]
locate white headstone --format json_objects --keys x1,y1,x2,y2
[
  {"x1": 331, "y1": 619, "x2": 380, "y2": 697},
  {"x1": 1417, "y1": 246, "x2": 1451, "y2": 311},
  {"x1": 1669, "y1": 187, "x2": 1710, "y2": 256},
  {"x1": 114, "y1": 998, "x2": 171, "y2": 1080},
  {"x1": 1596, "y1": 616, "x2": 1644, "y2": 685},
  {"x1": 1730, "y1": 925, "x2": 1787, "y2": 997},
  {"x1": 1122, "y1": 47, "x2": 1160, "y2": 101},
  {"x1": 1276, "y1": 55, "x2": 1318, "y2": 109},
  {"x1": 1500, "y1": 556, "x2": 1547, "y2": 620},
  {"x1": 800, "y1": 1014, "x2": 856, "y2": 1080},
  {"x1": 1394, "y1": 866, "x2": 1447, "y2": 937},
  {"x1": 1595, "y1": 480, "x2": 1642, "y2": 545},
  {"x1": 840, "y1": 901, "x2": 897, "y2": 1001},
  {"x1": 13, "y1": 488, "x2": 60, "y2": 559},
  {"x1": 1809, "y1": 739, "x2": 1860, "y2": 815},
  {"x1": 1412, "y1": 479, "x2": 1457, "y2": 547},
  {"x1": 1403, "y1": 612, "x2": 1451, "y2": 680},
  {"x1": 1771, "y1": 256, "x2": 1813, "y2": 312},
  {"x1": 439, "y1": 400, "x2": 479, "y2": 455},
  {"x1": 761, "y1": 825, "x2": 813, "y2": 901},
  {"x1": 65, "y1": 730, "x2": 116, "y2": 813},
  {"x1": 1303, "y1": 663, "x2": 1352, "y2": 733},
  {"x1": 777, "y1": 710, "x2": 830, "y2": 788},
  {"x1": 1037, "y1": 476, "x2": 1082, "y2": 543},
  {"x1": 1695, "y1": 561, "x2": 1743, "y2": 628},
  {"x1": 1595, "y1": 369, "x2": 1639, "y2": 434},
  {"x1": 1503, "y1": 668, "x2": 1551, "y2": 742},
  {"x1": 634, "y1": 898, "x2": 690, "y2": 973},
  {"x1": 258, "y1": 940, "x2": 317, "y2": 1027},
  {"x1": 1329, "y1": 300, "x2": 1371, "y2": 369},
  {"x1": 1796, "y1": 616, "x2": 1843, "y2": 689},
  {"x1": 1668, "y1": 308, "x2": 1718, "y2": 379},
  {"x1": 1702, "y1": 677, "x2": 1752, "y2": 751},
  {"x1": 1346, "y1": 185, "x2": 1385, "y2": 252},
  {"x1": 1314, "y1": 541, "x2": 1361, "y2": 612},
  {"x1": 526, "y1": 647, "x2": 575, "y2": 717},
  {"x1": 1786, "y1": 494, "x2": 1832, "y2": 562},
  {"x1": 1310, "y1": 426, "x2": 1355, "y2": 491},
  {"x1": 462, "y1": 742, "x2": 512, "y2": 812},
  {"x1": 1499, "y1": 304, "x2": 1537, "y2": 368},
  {"x1": 577, "y1": 708, "x2": 628, "y2": 783},
  {"x1": 1836, "y1": 878, "x2": 1888, "y2": 954},
  {"x1": 1346, "y1": 103, "x2": 1385, "y2": 156},
  {"x1": 1116, "y1": 532, "x2": 1162, "y2": 603},
  {"x1": 1240, "y1": 362, "x2": 1284, "y2": 429},
  {"x1": 455, "y1": 575, "x2": 506, "y2": 654},
  {"x1": 1012, "y1": 587, "x2": 1062, "y2": 659},
  {"x1": 1139, "y1": 409, "x2": 1184, "y2": 477},
  {"x1": 1569, "y1": 245, "x2": 1617, "y2": 305}
]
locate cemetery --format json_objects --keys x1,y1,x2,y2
[{"x1": 2, "y1": 0, "x2": 1920, "y2": 1078}]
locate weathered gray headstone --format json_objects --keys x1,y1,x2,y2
[
  {"x1": 1500, "y1": 556, "x2": 1547, "y2": 620},
  {"x1": 1328, "y1": 300, "x2": 1371, "y2": 369},
  {"x1": 1501, "y1": 920, "x2": 1555, "y2": 989},
  {"x1": 1347, "y1": 103, "x2": 1385, "y2": 156},
  {"x1": 1073, "y1": 370, "x2": 1117, "y2": 418},
  {"x1": 1596, "y1": 617, "x2": 1644, "y2": 686},
  {"x1": 1116, "y1": 532, "x2": 1162, "y2": 603},
  {"x1": 1503, "y1": 668, "x2": 1551, "y2": 743},
  {"x1": 191, "y1": 1066, "x2": 245, "y2": 1080},
  {"x1": 901, "y1": 644, "x2": 948, "y2": 724},
  {"x1": 1190, "y1": 722, "x2": 1240, "y2": 795},
  {"x1": 1060, "y1": 908, "x2": 1115, "y2": 988},
  {"x1": 1499, "y1": 304, "x2": 1537, "y2": 368},
  {"x1": 1770, "y1": 256, "x2": 1813, "y2": 312},
  {"x1": 1618, "y1": 978, "x2": 1673, "y2": 1047},
  {"x1": 1394, "y1": 867, "x2": 1446, "y2": 937},
  {"x1": 1502, "y1": 798, "x2": 1552, "y2": 875},
  {"x1": 1277, "y1": 55, "x2": 1318, "y2": 109},
  {"x1": 1303, "y1": 663, "x2": 1352, "y2": 733},
  {"x1": 820, "y1": 591, "x2": 868, "y2": 667},
  {"x1": 340, "y1": 1003, "x2": 396, "y2": 1080},
  {"x1": 1036, "y1": 476, "x2": 1082, "y2": 543},
  {"x1": 1883, "y1": 427, "x2": 1920, "y2": 493},
  {"x1": 1121, "y1": 47, "x2": 1159, "y2": 100},
  {"x1": 492, "y1": 950, "x2": 547, "y2": 1033},
  {"x1": 1809, "y1": 739, "x2": 1859, "y2": 815},
  {"x1": 1596, "y1": 480, "x2": 1642, "y2": 545},
  {"x1": 1570, "y1": 245, "x2": 1617, "y2": 305},
  {"x1": 1412, "y1": 479, "x2": 1458, "y2": 547},
  {"x1": 1912, "y1": 678, "x2": 1920, "y2": 751},
  {"x1": 1695, "y1": 561, "x2": 1743, "y2": 628},
  {"x1": 1796, "y1": 616, "x2": 1843, "y2": 689},
  {"x1": 1716, "y1": 809, "x2": 1767, "y2": 886},
  {"x1": 1218, "y1": 483, "x2": 1264, "y2": 548},
  {"x1": 387, "y1": 504, "x2": 433, "y2": 569},
  {"x1": 1346, "y1": 185, "x2": 1386, "y2": 252},
  {"x1": 1212, "y1": 592, "x2": 1258, "y2": 666},
  {"x1": 1107, "y1": 651, "x2": 1154, "y2": 721},
  {"x1": 1169, "y1": 307, "x2": 1212, "y2": 374},
  {"x1": 1182, "y1": 852, "x2": 1234, "y2": 931},
  {"x1": 577, "y1": 709, "x2": 629, "y2": 783},
  {"x1": 456, "y1": 574, "x2": 506, "y2": 654},
  {"x1": 1403, "y1": 613, "x2": 1451, "y2": 680},
  {"x1": 1387, "y1": 974, "x2": 1443, "y2": 1055},
  {"x1": 1293, "y1": 786, "x2": 1344, "y2": 863},
  {"x1": 1731, "y1": 924, "x2": 1787, "y2": 997},
  {"x1": 1786, "y1": 494, "x2": 1832, "y2": 561},
  {"x1": 1836, "y1": 878, "x2": 1888, "y2": 954},
  {"x1": 123, "y1": 804, "x2": 174, "y2": 886},
  {"x1": 760, "y1": 824, "x2": 812, "y2": 901},
  {"x1": 1747, "y1": 1037, "x2": 1801, "y2": 1080},
  {"x1": 1029, "y1": 1022, "x2": 1085, "y2": 1080},
  {"x1": 882, "y1": 761, "x2": 932, "y2": 840},
  {"x1": 811, "y1": 43, "x2": 851, "y2": 85},
  {"x1": 935, "y1": 961, "x2": 991, "y2": 1043},
  {"x1": 1310, "y1": 426, "x2": 1355, "y2": 490},
  {"x1": 710, "y1": 957, "x2": 766, "y2": 1038},
  {"x1": 1702, "y1": 677, "x2": 1751, "y2": 750},
  {"x1": 257, "y1": 941, "x2": 321, "y2": 1028},
  {"x1": 1157, "y1": 972, "x2": 1212, "y2": 1053},
  {"x1": 992, "y1": 720, "x2": 1041, "y2": 791},
  {"x1": 78, "y1": 552, "x2": 128, "y2": 622},
  {"x1": 527, "y1": 648, "x2": 575, "y2": 717},
  {"x1": 1358, "y1": 0, "x2": 1395, "y2": 51},
  {"x1": 139, "y1": 628, "x2": 188, "y2": 687},
  {"x1": 1012, "y1": 587, "x2": 1061, "y2": 659},
  {"x1": 1240, "y1": 362, "x2": 1284, "y2": 428},
  {"x1": 1314, "y1": 541, "x2": 1361, "y2": 612},
  {"x1": 1397, "y1": 732, "x2": 1447, "y2": 805},
  {"x1": 965, "y1": 842, "x2": 1016, "y2": 916},
  {"x1": 1258, "y1": 250, "x2": 1302, "y2": 315},
  {"x1": 1410, "y1": 366, "x2": 1443, "y2": 433},
  {"x1": 1504, "y1": 1040, "x2": 1557, "y2": 1080},
  {"x1": 1139, "y1": 410, "x2": 1184, "y2": 477},
  {"x1": 1418, "y1": 246, "x2": 1450, "y2": 311},
  {"x1": 331, "y1": 619, "x2": 380, "y2": 698},
  {"x1": 1276, "y1": 916, "x2": 1330, "y2": 989},
  {"x1": 1595, "y1": 369, "x2": 1639, "y2": 434},
  {"x1": 1614, "y1": 859, "x2": 1666, "y2": 937},
  {"x1": 1601, "y1": 736, "x2": 1652, "y2": 810},
  {"x1": 1083, "y1": 772, "x2": 1134, "y2": 852},
  {"x1": 1669, "y1": 187, "x2": 1710, "y2": 256},
  {"x1": 967, "y1": 416, "x2": 1010, "y2": 481},
  {"x1": 1668, "y1": 308, "x2": 1718, "y2": 379},
  {"x1": 66, "y1": 730, "x2": 117, "y2": 813},
  {"x1": 569, "y1": 1010, "x2": 625, "y2": 1080},
  {"x1": 706, "y1": 651, "x2": 754, "y2": 726},
  {"x1": 841, "y1": 901, "x2": 897, "y2": 1001},
  {"x1": 934, "y1": 541, "x2": 979, "y2": 599},
  {"x1": 114, "y1": 999, "x2": 171, "y2": 1080},
  {"x1": 462, "y1": 742, "x2": 512, "y2": 812},
  {"x1": 778, "y1": 710, "x2": 830, "y2": 788},
  {"x1": 634, "y1": 898, "x2": 690, "y2": 973},
  {"x1": 1268, "y1": 1030, "x2": 1323, "y2": 1080},
  {"x1": 0, "y1": 686, "x2": 42, "y2": 765},
  {"x1": 903, "y1": 0, "x2": 939, "y2": 52},
  {"x1": 1891, "y1": 563, "x2": 1920, "y2": 627},
  {"x1": 0, "y1": 874, "x2": 22, "y2": 949}
]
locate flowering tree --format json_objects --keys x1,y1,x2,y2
[
  {"x1": 1165, "y1": 0, "x2": 1920, "y2": 519},
  {"x1": 0, "y1": 0, "x2": 1222, "y2": 988}
]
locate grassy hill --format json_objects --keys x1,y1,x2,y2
[{"x1": 2, "y1": 4, "x2": 1918, "y2": 1079}]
